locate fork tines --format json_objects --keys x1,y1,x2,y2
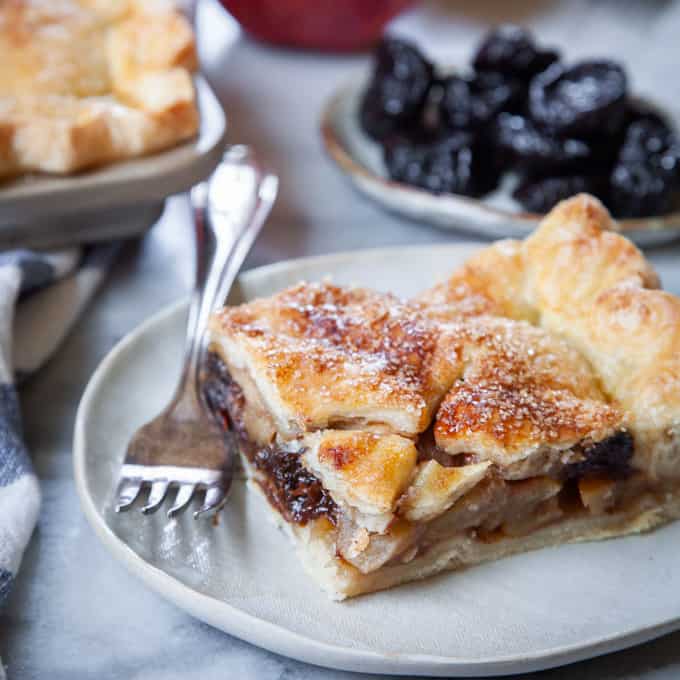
[{"x1": 115, "y1": 465, "x2": 226, "y2": 518}]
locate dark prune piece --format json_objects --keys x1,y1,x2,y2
[
  {"x1": 624, "y1": 99, "x2": 670, "y2": 130},
  {"x1": 473, "y1": 25, "x2": 559, "y2": 79},
  {"x1": 384, "y1": 133, "x2": 499, "y2": 197},
  {"x1": 494, "y1": 113, "x2": 591, "y2": 172},
  {"x1": 439, "y1": 72, "x2": 523, "y2": 131},
  {"x1": 359, "y1": 38, "x2": 434, "y2": 142},
  {"x1": 360, "y1": 97, "x2": 433, "y2": 147},
  {"x1": 529, "y1": 60, "x2": 628, "y2": 137},
  {"x1": 618, "y1": 119, "x2": 680, "y2": 183},
  {"x1": 437, "y1": 76, "x2": 474, "y2": 129},
  {"x1": 513, "y1": 174, "x2": 603, "y2": 214},
  {"x1": 608, "y1": 161, "x2": 676, "y2": 218},
  {"x1": 385, "y1": 130, "x2": 471, "y2": 178},
  {"x1": 372, "y1": 38, "x2": 433, "y2": 100},
  {"x1": 562, "y1": 432, "x2": 634, "y2": 481},
  {"x1": 577, "y1": 100, "x2": 665, "y2": 173},
  {"x1": 359, "y1": 90, "x2": 403, "y2": 142}
]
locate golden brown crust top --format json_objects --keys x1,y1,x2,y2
[
  {"x1": 302, "y1": 430, "x2": 418, "y2": 516},
  {"x1": 211, "y1": 194, "x2": 679, "y2": 496},
  {"x1": 210, "y1": 282, "x2": 460, "y2": 437},
  {"x1": 211, "y1": 279, "x2": 625, "y2": 483},
  {"x1": 523, "y1": 194, "x2": 660, "y2": 318},
  {"x1": 434, "y1": 318, "x2": 623, "y2": 459},
  {"x1": 0, "y1": 0, "x2": 118, "y2": 98}
]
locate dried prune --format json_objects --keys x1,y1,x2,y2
[
  {"x1": 562, "y1": 431, "x2": 634, "y2": 481},
  {"x1": 385, "y1": 130, "x2": 471, "y2": 178},
  {"x1": 624, "y1": 100, "x2": 670, "y2": 130},
  {"x1": 494, "y1": 113, "x2": 591, "y2": 172},
  {"x1": 359, "y1": 38, "x2": 434, "y2": 141},
  {"x1": 254, "y1": 446, "x2": 337, "y2": 526},
  {"x1": 439, "y1": 72, "x2": 523, "y2": 131},
  {"x1": 513, "y1": 174, "x2": 603, "y2": 214},
  {"x1": 473, "y1": 25, "x2": 559, "y2": 79},
  {"x1": 618, "y1": 119, "x2": 680, "y2": 183},
  {"x1": 609, "y1": 161, "x2": 676, "y2": 218},
  {"x1": 529, "y1": 60, "x2": 628, "y2": 137},
  {"x1": 384, "y1": 133, "x2": 499, "y2": 197}
]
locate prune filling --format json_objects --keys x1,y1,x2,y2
[
  {"x1": 202, "y1": 350, "x2": 248, "y2": 442},
  {"x1": 620, "y1": 120, "x2": 680, "y2": 173},
  {"x1": 201, "y1": 351, "x2": 337, "y2": 526},
  {"x1": 416, "y1": 420, "x2": 634, "y2": 481},
  {"x1": 252, "y1": 447, "x2": 338, "y2": 526},
  {"x1": 562, "y1": 431, "x2": 634, "y2": 481}
]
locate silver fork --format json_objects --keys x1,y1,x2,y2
[{"x1": 114, "y1": 146, "x2": 278, "y2": 518}]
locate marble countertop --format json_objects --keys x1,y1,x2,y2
[{"x1": 2, "y1": 1, "x2": 680, "y2": 678}]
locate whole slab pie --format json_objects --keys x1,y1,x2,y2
[
  {"x1": 204, "y1": 194, "x2": 680, "y2": 600},
  {"x1": 0, "y1": 0, "x2": 199, "y2": 179}
]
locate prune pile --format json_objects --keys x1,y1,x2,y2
[{"x1": 359, "y1": 27, "x2": 680, "y2": 218}]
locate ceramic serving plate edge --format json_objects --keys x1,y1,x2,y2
[{"x1": 74, "y1": 245, "x2": 680, "y2": 676}]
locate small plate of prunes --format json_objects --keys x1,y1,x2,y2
[{"x1": 321, "y1": 26, "x2": 680, "y2": 244}]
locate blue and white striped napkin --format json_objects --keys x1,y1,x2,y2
[{"x1": 0, "y1": 246, "x2": 117, "y2": 640}]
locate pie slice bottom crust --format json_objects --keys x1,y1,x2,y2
[{"x1": 204, "y1": 194, "x2": 680, "y2": 600}]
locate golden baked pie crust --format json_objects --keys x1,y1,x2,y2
[{"x1": 0, "y1": 0, "x2": 199, "y2": 178}]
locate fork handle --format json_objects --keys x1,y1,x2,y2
[{"x1": 175, "y1": 146, "x2": 278, "y2": 411}]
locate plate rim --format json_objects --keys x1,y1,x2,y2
[
  {"x1": 74, "y1": 244, "x2": 680, "y2": 677},
  {"x1": 320, "y1": 80, "x2": 680, "y2": 237}
]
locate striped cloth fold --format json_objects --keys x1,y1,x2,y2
[{"x1": 0, "y1": 246, "x2": 118, "y2": 636}]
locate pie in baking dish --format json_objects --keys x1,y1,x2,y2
[
  {"x1": 204, "y1": 194, "x2": 680, "y2": 600},
  {"x1": 0, "y1": 0, "x2": 198, "y2": 179}
]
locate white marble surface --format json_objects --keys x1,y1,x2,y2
[{"x1": 2, "y1": 1, "x2": 680, "y2": 677}]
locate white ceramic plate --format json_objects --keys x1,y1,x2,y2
[
  {"x1": 0, "y1": 77, "x2": 227, "y2": 249},
  {"x1": 321, "y1": 81, "x2": 680, "y2": 247},
  {"x1": 75, "y1": 245, "x2": 680, "y2": 677}
]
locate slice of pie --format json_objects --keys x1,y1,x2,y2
[
  {"x1": 204, "y1": 194, "x2": 680, "y2": 600},
  {"x1": 0, "y1": 0, "x2": 198, "y2": 179}
]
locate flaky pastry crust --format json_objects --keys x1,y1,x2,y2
[
  {"x1": 430, "y1": 194, "x2": 679, "y2": 480},
  {"x1": 0, "y1": 0, "x2": 198, "y2": 178},
  {"x1": 209, "y1": 282, "x2": 461, "y2": 438}
]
